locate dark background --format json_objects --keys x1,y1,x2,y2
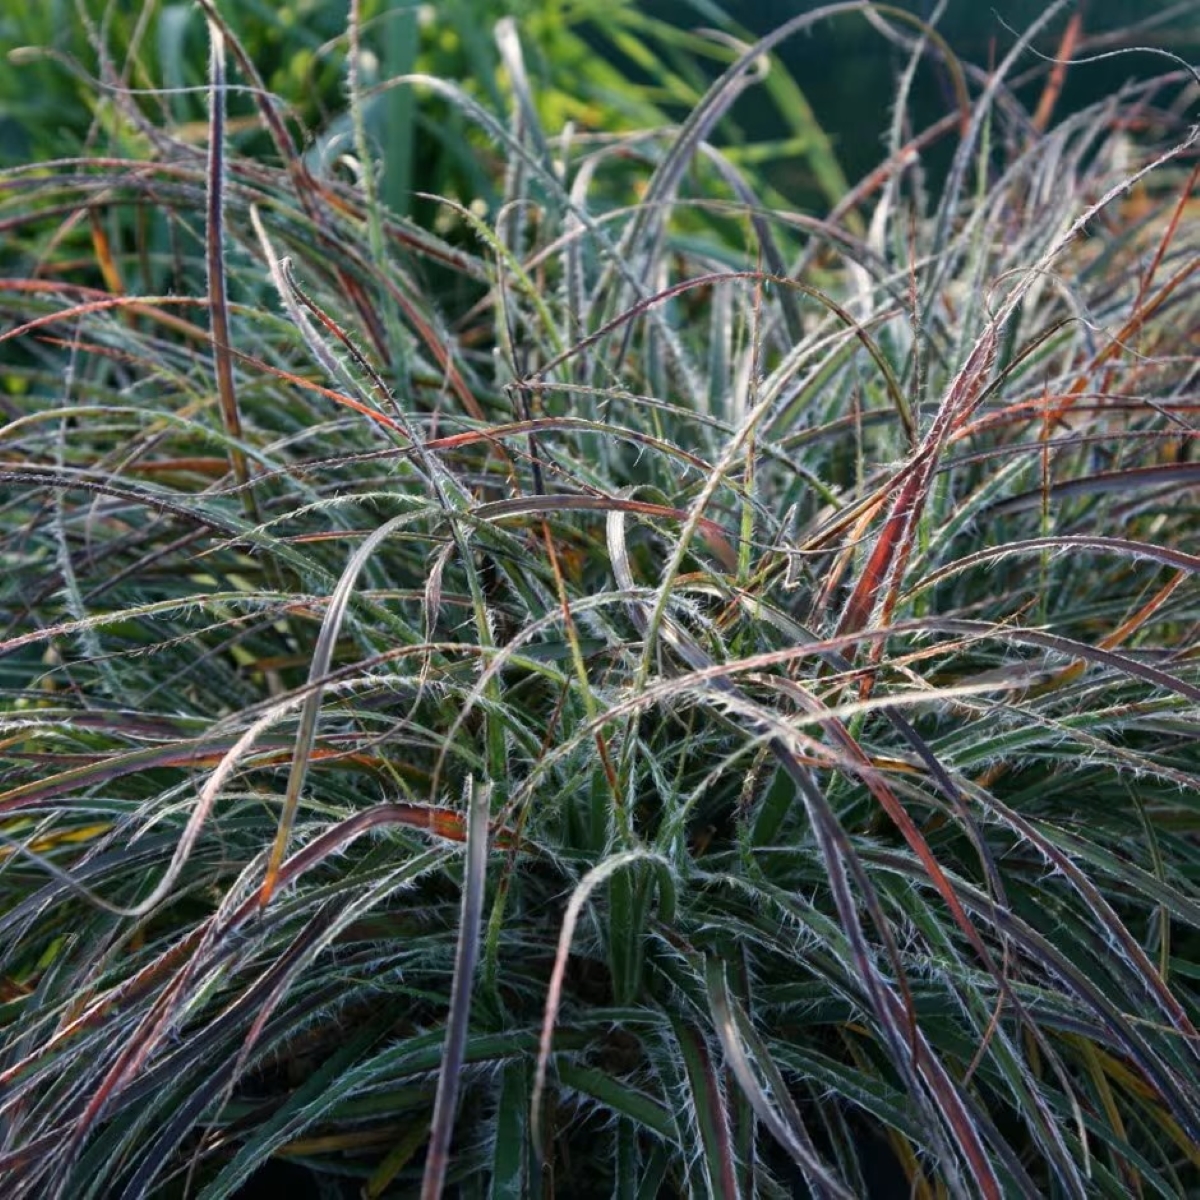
[{"x1": 644, "y1": 0, "x2": 1200, "y2": 201}]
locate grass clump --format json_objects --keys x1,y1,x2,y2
[{"x1": 1, "y1": 1, "x2": 1198, "y2": 1196}]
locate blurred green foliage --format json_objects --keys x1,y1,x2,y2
[{"x1": 2, "y1": 0, "x2": 851, "y2": 220}]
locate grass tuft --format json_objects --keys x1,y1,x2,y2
[{"x1": 1, "y1": 1, "x2": 1198, "y2": 1196}]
